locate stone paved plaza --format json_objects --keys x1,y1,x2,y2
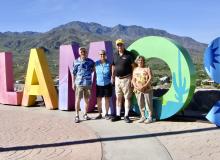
[{"x1": 0, "y1": 104, "x2": 219, "y2": 160}]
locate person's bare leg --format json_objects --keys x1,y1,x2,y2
[
  {"x1": 105, "y1": 97, "x2": 110, "y2": 114},
  {"x1": 97, "y1": 97, "x2": 102, "y2": 114},
  {"x1": 83, "y1": 98, "x2": 91, "y2": 120},
  {"x1": 74, "y1": 97, "x2": 81, "y2": 123},
  {"x1": 84, "y1": 98, "x2": 89, "y2": 114},
  {"x1": 124, "y1": 98, "x2": 130, "y2": 117},
  {"x1": 116, "y1": 96, "x2": 122, "y2": 116},
  {"x1": 75, "y1": 98, "x2": 80, "y2": 116},
  {"x1": 95, "y1": 97, "x2": 102, "y2": 119}
]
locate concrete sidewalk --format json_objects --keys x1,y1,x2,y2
[
  {"x1": 0, "y1": 104, "x2": 219, "y2": 160},
  {"x1": 84, "y1": 119, "x2": 172, "y2": 160}
]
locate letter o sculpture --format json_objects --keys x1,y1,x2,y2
[{"x1": 128, "y1": 36, "x2": 196, "y2": 120}]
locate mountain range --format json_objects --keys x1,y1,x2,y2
[{"x1": 0, "y1": 21, "x2": 207, "y2": 79}]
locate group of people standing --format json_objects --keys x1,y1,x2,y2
[{"x1": 72, "y1": 39, "x2": 153, "y2": 124}]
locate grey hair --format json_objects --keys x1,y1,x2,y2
[
  {"x1": 79, "y1": 47, "x2": 86, "y2": 52},
  {"x1": 99, "y1": 50, "x2": 107, "y2": 59},
  {"x1": 99, "y1": 50, "x2": 106, "y2": 54}
]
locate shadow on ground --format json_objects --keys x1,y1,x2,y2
[{"x1": 0, "y1": 126, "x2": 218, "y2": 152}]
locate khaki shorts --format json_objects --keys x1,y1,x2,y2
[
  {"x1": 75, "y1": 86, "x2": 92, "y2": 100},
  {"x1": 115, "y1": 76, "x2": 133, "y2": 99}
]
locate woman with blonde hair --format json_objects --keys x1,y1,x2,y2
[{"x1": 132, "y1": 55, "x2": 153, "y2": 123}]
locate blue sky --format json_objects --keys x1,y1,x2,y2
[{"x1": 0, "y1": 0, "x2": 219, "y2": 43}]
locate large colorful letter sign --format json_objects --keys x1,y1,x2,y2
[
  {"x1": 0, "y1": 52, "x2": 23, "y2": 105},
  {"x1": 87, "y1": 41, "x2": 114, "y2": 112},
  {"x1": 58, "y1": 41, "x2": 114, "y2": 113},
  {"x1": 22, "y1": 48, "x2": 58, "y2": 109},
  {"x1": 204, "y1": 37, "x2": 220, "y2": 127},
  {"x1": 128, "y1": 36, "x2": 196, "y2": 120},
  {"x1": 59, "y1": 43, "x2": 79, "y2": 110}
]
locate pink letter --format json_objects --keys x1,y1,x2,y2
[{"x1": 0, "y1": 52, "x2": 23, "y2": 105}]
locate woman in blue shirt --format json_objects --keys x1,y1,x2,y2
[{"x1": 95, "y1": 50, "x2": 112, "y2": 119}]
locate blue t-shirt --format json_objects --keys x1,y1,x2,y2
[
  {"x1": 95, "y1": 60, "x2": 111, "y2": 86},
  {"x1": 73, "y1": 57, "x2": 95, "y2": 86}
]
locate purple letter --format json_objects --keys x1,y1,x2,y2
[
  {"x1": 58, "y1": 41, "x2": 114, "y2": 113},
  {"x1": 87, "y1": 41, "x2": 114, "y2": 112},
  {"x1": 59, "y1": 44, "x2": 79, "y2": 110}
]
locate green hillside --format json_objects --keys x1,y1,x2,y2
[{"x1": 0, "y1": 21, "x2": 208, "y2": 87}]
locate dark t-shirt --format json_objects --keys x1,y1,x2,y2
[{"x1": 112, "y1": 50, "x2": 134, "y2": 77}]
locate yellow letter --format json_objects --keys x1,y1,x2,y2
[{"x1": 22, "y1": 48, "x2": 58, "y2": 109}]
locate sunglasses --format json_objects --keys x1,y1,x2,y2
[
  {"x1": 80, "y1": 50, "x2": 86, "y2": 53},
  {"x1": 117, "y1": 43, "x2": 123, "y2": 46},
  {"x1": 100, "y1": 54, "x2": 105, "y2": 56}
]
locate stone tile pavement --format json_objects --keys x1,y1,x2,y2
[
  {"x1": 0, "y1": 105, "x2": 101, "y2": 160},
  {"x1": 0, "y1": 104, "x2": 220, "y2": 160},
  {"x1": 137, "y1": 120, "x2": 220, "y2": 160}
]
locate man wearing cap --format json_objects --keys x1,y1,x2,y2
[
  {"x1": 111, "y1": 39, "x2": 135, "y2": 123},
  {"x1": 72, "y1": 47, "x2": 95, "y2": 123}
]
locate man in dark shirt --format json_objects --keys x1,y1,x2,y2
[{"x1": 111, "y1": 39, "x2": 135, "y2": 123}]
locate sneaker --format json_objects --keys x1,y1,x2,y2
[
  {"x1": 137, "y1": 117, "x2": 146, "y2": 123},
  {"x1": 124, "y1": 116, "x2": 132, "y2": 123},
  {"x1": 95, "y1": 114, "x2": 102, "y2": 119},
  {"x1": 145, "y1": 117, "x2": 153, "y2": 124},
  {"x1": 105, "y1": 114, "x2": 111, "y2": 120},
  {"x1": 83, "y1": 114, "x2": 91, "y2": 120},
  {"x1": 111, "y1": 116, "x2": 121, "y2": 122},
  {"x1": 109, "y1": 115, "x2": 114, "y2": 120},
  {"x1": 75, "y1": 116, "x2": 80, "y2": 123}
]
